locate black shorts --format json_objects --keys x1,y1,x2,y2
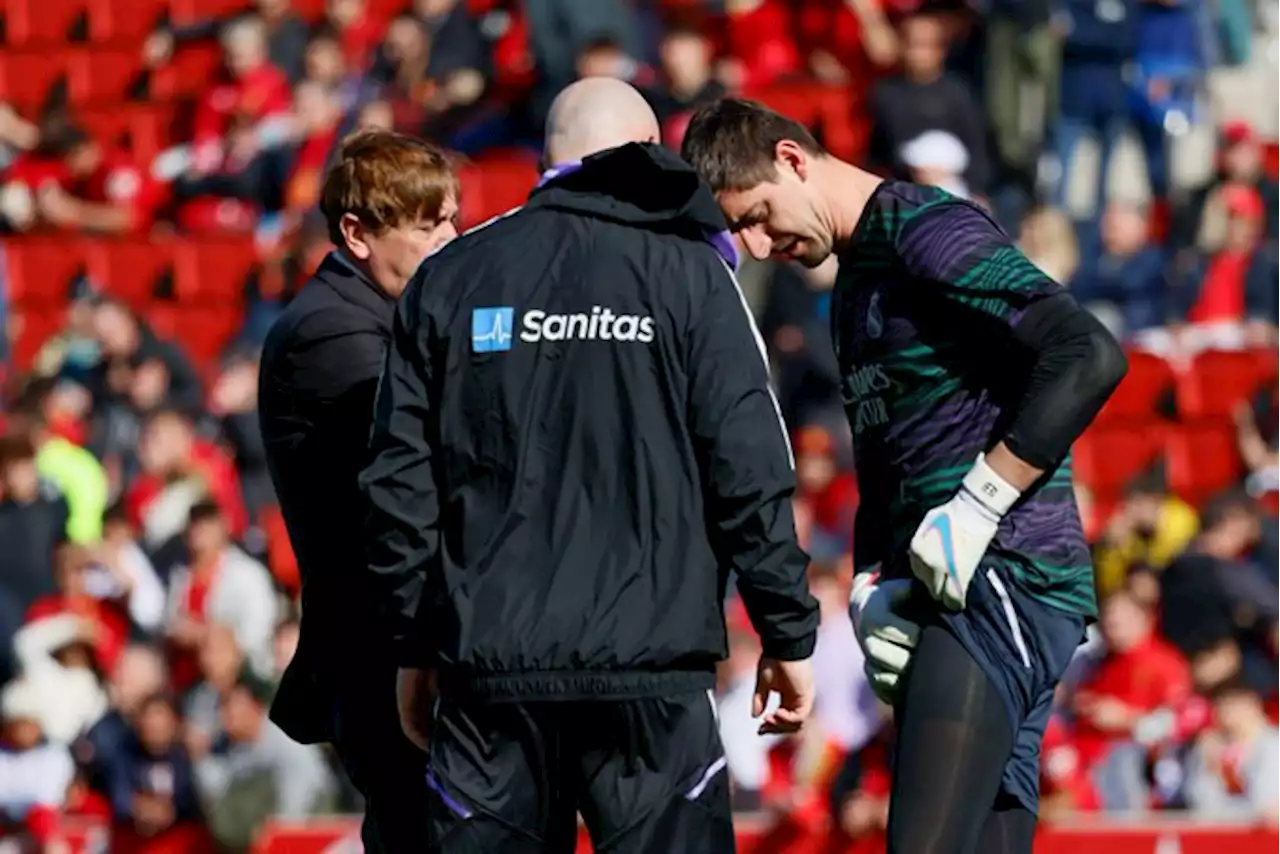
[{"x1": 425, "y1": 690, "x2": 735, "y2": 854}]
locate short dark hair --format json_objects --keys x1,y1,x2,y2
[
  {"x1": 1200, "y1": 488, "x2": 1257, "y2": 531},
  {"x1": 187, "y1": 499, "x2": 224, "y2": 527},
  {"x1": 680, "y1": 98, "x2": 824, "y2": 193},
  {"x1": 0, "y1": 433, "x2": 37, "y2": 468}
]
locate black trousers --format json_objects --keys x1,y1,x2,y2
[
  {"x1": 333, "y1": 697, "x2": 432, "y2": 853},
  {"x1": 426, "y1": 690, "x2": 734, "y2": 854}
]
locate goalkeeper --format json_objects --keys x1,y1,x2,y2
[{"x1": 681, "y1": 99, "x2": 1127, "y2": 854}]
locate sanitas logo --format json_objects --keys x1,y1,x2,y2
[{"x1": 520, "y1": 306, "x2": 655, "y2": 344}]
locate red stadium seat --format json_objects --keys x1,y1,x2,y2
[
  {"x1": 1165, "y1": 421, "x2": 1244, "y2": 505},
  {"x1": 0, "y1": 52, "x2": 66, "y2": 115},
  {"x1": 85, "y1": 0, "x2": 168, "y2": 42},
  {"x1": 168, "y1": 0, "x2": 251, "y2": 26},
  {"x1": 3, "y1": 238, "x2": 86, "y2": 305},
  {"x1": 1176, "y1": 349, "x2": 1265, "y2": 419},
  {"x1": 1072, "y1": 422, "x2": 1166, "y2": 500},
  {"x1": 172, "y1": 237, "x2": 258, "y2": 302},
  {"x1": 76, "y1": 106, "x2": 133, "y2": 150},
  {"x1": 4, "y1": 0, "x2": 85, "y2": 46},
  {"x1": 165, "y1": 304, "x2": 243, "y2": 369},
  {"x1": 149, "y1": 44, "x2": 223, "y2": 100},
  {"x1": 1265, "y1": 141, "x2": 1279, "y2": 182},
  {"x1": 458, "y1": 151, "x2": 539, "y2": 229},
  {"x1": 1095, "y1": 350, "x2": 1175, "y2": 423},
  {"x1": 744, "y1": 80, "x2": 824, "y2": 129},
  {"x1": 66, "y1": 48, "x2": 144, "y2": 106},
  {"x1": 83, "y1": 238, "x2": 175, "y2": 309}
]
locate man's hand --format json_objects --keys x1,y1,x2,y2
[
  {"x1": 909, "y1": 454, "x2": 1020, "y2": 610},
  {"x1": 752, "y1": 657, "x2": 814, "y2": 735},
  {"x1": 849, "y1": 571, "x2": 920, "y2": 704},
  {"x1": 396, "y1": 667, "x2": 435, "y2": 752}
]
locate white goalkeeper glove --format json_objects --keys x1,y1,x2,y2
[
  {"x1": 909, "y1": 454, "x2": 1021, "y2": 611},
  {"x1": 849, "y1": 570, "x2": 920, "y2": 705}
]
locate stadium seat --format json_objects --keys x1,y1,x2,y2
[
  {"x1": 1265, "y1": 141, "x2": 1279, "y2": 182},
  {"x1": 66, "y1": 48, "x2": 144, "y2": 106},
  {"x1": 172, "y1": 237, "x2": 258, "y2": 302},
  {"x1": 1165, "y1": 421, "x2": 1243, "y2": 505},
  {"x1": 0, "y1": 52, "x2": 66, "y2": 115},
  {"x1": 1095, "y1": 350, "x2": 1175, "y2": 423},
  {"x1": 1176, "y1": 349, "x2": 1265, "y2": 419},
  {"x1": 4, "y1": 0, "x2": 85, "y2": 47},
  {"x1": 2, "y1": 238, "x2": 86, "y2": 305},
  {"x1": 83, "y1": 238, "x2": 175, "y2": 308},
  {"x1": 166, "y1": 304, "x2": 243, "y2": 368},
  {"x1": 458, "y1": 151, "x2": 539, "y2": 229},
  {"x1": 76, "y1": 106, "x2": 134, "y2": 151},
  {"x1": 149, "y1": 43, "x2": 223, "y2": 100},
  {"x1": 168, "y1": 0, "x2": 251, "y2": 26},
  {"x1": 85, "y1": 0, "x2": 168, "y2": 43},
  {"x1": 745, "y1": 81, "x2": 824, "y2": 129},
  {"x1": 1073, "y1": 422, "x2": 1166, "y2": 499}
]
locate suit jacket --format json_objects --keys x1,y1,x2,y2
[{"x1": 257, "y1": 253, "x2": 396, "y2": 744}]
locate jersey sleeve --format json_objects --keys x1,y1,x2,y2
[{"x1": 895, "y1": 200, "x2": 1064, "y2": 327}]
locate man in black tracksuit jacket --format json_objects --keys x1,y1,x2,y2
[{"x1": 360, "y1": 83, "x2": 819, "y2": 854}]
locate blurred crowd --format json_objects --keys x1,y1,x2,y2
[{"x1": 0, "y1": 0, "x2": 1277, "y2": 850}]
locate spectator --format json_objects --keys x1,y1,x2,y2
[
  {"x1": 1184, "y1": 678, "x2": 1280, "y2": 822},
  {"x1": 270, "y1": 616, "x2": 299, "y2": 680},
  {"x1": 415, "y1": 0, "x2": 491, "y2": 89},
  {"x1": 107, "y1": 693, "x2": 208, "y2": 853},
  {"x1": 722, "y1": 0, "x2": 804, "y2": 91},
  {"x1": 195, "y1": 672, "x2": 336, "y2": 850},
  {"x1": 523, "y1": 0, "x2": 645, "y2": 118},
  {"x1": 1072, "y1": 201, "x2": 1170, "y2": 340},
  {"x1": 1052, "y1": 0, "x2": 1140, "y2": 219},
  {"x1": 828, "y1": 722, "x2": 894, "y2": 843},
  {"x1": 26, "y1": 544, "x2": 131, "y2": 675},
  {"x1": 126, "y1": 410, "x2": 247, "y2": 551},
  {"x1": 1173, "y1": 185, "x2": 1279, "y2": 352},
  {"x1": 899, "y1": 129, "x2": 973, "y2": 198},
  {"x1": 96, "y1": 504, "x2": 167, "y2": 635},
  {"x1": 1173, "y1": 120, "x2": 1280, "y2": 253},
  {"x1": 0, "y1": 432, "x2": 69, "y2": 612},
  {"x1": 1018, "y1": 205, "x2": 1081, "y2": 283},
  {"x1": 984, "y1": 0, "x2": 1061, "y2": 189},
  {"x1": 165, "y1": 501, "x2": 277, "y2": 692},
  {"x1": 209, "y1": 354, "x2": 273, "y2": 518},
  {"x1": 3, "y1": 124, "x2": 165, "y2": 235},
  {"x1": 1071, "y1": 591, "x2": 1192, "y2": 809},
  {"x1": 280, "y1": 82, "x2": 344, "y2": 216},
  {"x1": 653, "y1": 25, "x2": 726, "y2": 134},
  {"x1": 325, "y1": 0, "x2": 387, "y2": 70},
  {"x1": 12, "y1": 612, "x2": 110, "y2": 744},
  {"x1": 7, "y1": 385, "x2": 109, "y2": 545},
  {"x1": 1235, "y1": 389, "x2": 1279, "y2": 500},
  {"x1": 796, "y1": 0, "x2": 899, "y2": 85},
  {"x1": 868, "y1": 12, "x2": 990, "y2": 197},
  {"x1": 144, "y1": 0, "x2": 311, "y2": 84},
  {"x1": 80, "y1": 644, "x2": 168, "y2": 797},
  {"x1": 88, "y1": 300, "x2": 204, "y2": 418},
  {"x1": 0, "y1": 678, "x2": 74, "y2": 847},
  {"x1": 303, "y1": 27, "x2": 362, "y2": 111},
  {"x1": 793, "y1": 425, "x2": 858, "y2": 561},
  {"x1": 1094, "y1": 469, "x2": 1199, "y2": 597},
  {"x1": 1160, "y1": 490, "x2": 1276, "y2": 663},
  {"x1": 182, "y1": 624, "x2": 245, "y2": 762}
]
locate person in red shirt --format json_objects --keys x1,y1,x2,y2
[
  {"x1": 26, "y1": 544, "x2": 130, "y2": 675},
  {"x1": 793, "y1": 425, "x2": 859, "y2": 558},
  {"x1": 796, "y1": 0, "x2": 899, "y2": 85},
  {"x1": 283, "y1": 81, "x2": 342, "y2": 214},
  {"x1": 724, "y1": 0, "x2": 804, "y2": 91},
  {"x1": 1176, "y1": 184, "x2": 1277, "y2": 352},
  {"x1": 125, "y1": 410, "x2": 247, "y2": 552},
  {"x1": 1071, "y1": 591, "x2": 1193, "y2": 801},
  {"x1": 3, "y1": 125, "x2": 164, "y2": 234}
]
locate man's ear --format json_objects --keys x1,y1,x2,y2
[
  {"x1": 339, "y1": 212, "x2": 372, "y2": 261},
  {"x1": 776, "y1": 140, "x2": 808, "y2": 181}
]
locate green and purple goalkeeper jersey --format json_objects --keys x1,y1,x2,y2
[{"x1": 833, "y1": 181, "x2": 1096, "y2": 618}]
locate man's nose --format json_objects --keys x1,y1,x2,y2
[{"x1": 742, "y1": 228, "x2": 771, "y2": 261}]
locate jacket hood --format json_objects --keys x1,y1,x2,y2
[{"x1": 526, "y1": 142, "x2": 739, "y2": 269}]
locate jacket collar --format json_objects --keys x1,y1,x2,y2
[
  {"x1": 528, "y1": 143, "x2": 740, "y2": 270},
  {"x1": 314, "y1": 251, "x2": 396, "y2": 321}
]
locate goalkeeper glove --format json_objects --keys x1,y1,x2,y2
[
  {"x1": 849, "y1": 570, "x2": 920, "y2": 705},
  {"x1": 909, "y1": 454, "x2": 1020, "y2": 611}
]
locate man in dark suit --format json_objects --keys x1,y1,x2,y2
[{"x1": 257, "y1": 129, "x2": 458, "y2": 852}]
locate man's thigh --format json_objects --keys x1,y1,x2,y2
[
  {"x1": 935, "y1": 564, "x2": 1085, "y2": 814},
  {"x1": 333, "y1": 699, "x2": 431, "y2": 853},
  {"x1": 576, "y1": 692, "x2": 735, "y2": 854},
  {"x1": 427, "y1": 699, "x2": 578, "y2": 854}
]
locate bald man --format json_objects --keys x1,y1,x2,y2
[{"x1": 360, "y1": 78, "x2": 818, "y2": 853}]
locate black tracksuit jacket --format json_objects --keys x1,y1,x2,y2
[{"x1": 360, "y1": 142, "x2": 819, "y2": 702}]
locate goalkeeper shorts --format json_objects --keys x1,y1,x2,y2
[{"x1": 934, "y1": 558, "x2": 1086, "y2": 814}]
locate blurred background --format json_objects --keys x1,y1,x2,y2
[{"x1": 0, "y1": 0, "x2": 1276, "y2": 852}]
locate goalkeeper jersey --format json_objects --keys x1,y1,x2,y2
[{"x1": 833, "y1": 181, "x2": 1096, "y2": 618}]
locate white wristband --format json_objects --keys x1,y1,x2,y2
[{"x1": 960, "y1": 454, "x2": 1021, "y2": 518}]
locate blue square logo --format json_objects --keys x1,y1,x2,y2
[{"x1": 471, "y1": 307, "x2": 514, "y2": 353}]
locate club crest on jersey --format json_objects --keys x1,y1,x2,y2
[{"x1": 866, "y1": 289, "x2": 884, "y2": 340}]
